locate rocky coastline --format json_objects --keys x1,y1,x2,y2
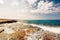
[{"x1": 0, "y1": 22, "x2": 60, "y2": 40}]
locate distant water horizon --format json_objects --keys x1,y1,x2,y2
[{"x1": 24, "y1": 20, "x2": 60, "y2": 26}]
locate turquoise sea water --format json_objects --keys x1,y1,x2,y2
[{"x1": 25, "y1": 20, "x2": 60, "y2": 26}]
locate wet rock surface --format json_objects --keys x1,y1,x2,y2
[
  {"x1": 42, "y1": 31, "x2": 59, "y2": 40},
  {"x1": 0, "y1": 22, "x2": 59, "y2": 40},
  {"x1": 0, "y1": 22, "x2": 43, "y2": 40},
  {"x1": 0, "y1": 19, "x2": 17, "y2": 24}
]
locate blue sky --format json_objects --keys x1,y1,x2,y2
[
  {"x1": 49, "y1": 0, "x2": 60, "y2": 4},
  {"x1": 45, "y1": 0, "x2": 60, "y2": 20},
  {"x1": 0, "y1": 0, "x2": 60, "y2": 20},
  {"x1": 31, "y1": 0, "x2": 60, "y2": 20}
]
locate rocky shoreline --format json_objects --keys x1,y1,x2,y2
[{"x1": 0, "y1": 22, "x2": 60, "y2": 40}]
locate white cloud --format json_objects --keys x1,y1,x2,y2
[
  {"x1": 28, "y1": 0, "x2": 60, "y2": 14},
  {"x1": 0, "y1": 0, "x2": 60, "y2": 19},
  {"x1": 16, "y1": 0, "x2": 60, "y2": 14},
  {"x1": 27, "y1": 0, "x2": 37, "y2": 5},
  {"x1": 10, "y1": 2, "x2": 19, "y2": 7},
  {"x1": 0, "y1": 0, "x2": 4, "y2": 4}
]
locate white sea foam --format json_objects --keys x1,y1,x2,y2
[
  {"x1": 30, "y1": 24, "x2": 60, "y2": 33},
  {"x1": 4, "y1": 28, "x2": 15, "y2": 34},
  {"x1": 1, "y1": 22, "x2": 60, "y2": 34}
]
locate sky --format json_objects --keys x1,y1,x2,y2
[{"x1": 0, "y1": 0, "x2": 60, "y2": 20}]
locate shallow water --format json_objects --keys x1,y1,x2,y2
[{"x1": 24, "y1": 20, "x2": 60, "y2": 26}]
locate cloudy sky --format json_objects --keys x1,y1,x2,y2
[{"x1": 0, "y1": 0, "x2": 60, "y2": 20}]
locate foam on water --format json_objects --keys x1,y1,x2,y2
[{"x1": 30, "y1": 24, "x2": 60, "y2": 33}]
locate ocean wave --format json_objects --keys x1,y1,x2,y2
[{"x1": 30, "y1": 24, "x2": 60, "y2": 33}]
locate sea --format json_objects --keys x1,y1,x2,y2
[{"x1": 24, "y1": 20, "x2": 60, "y2": 26}]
